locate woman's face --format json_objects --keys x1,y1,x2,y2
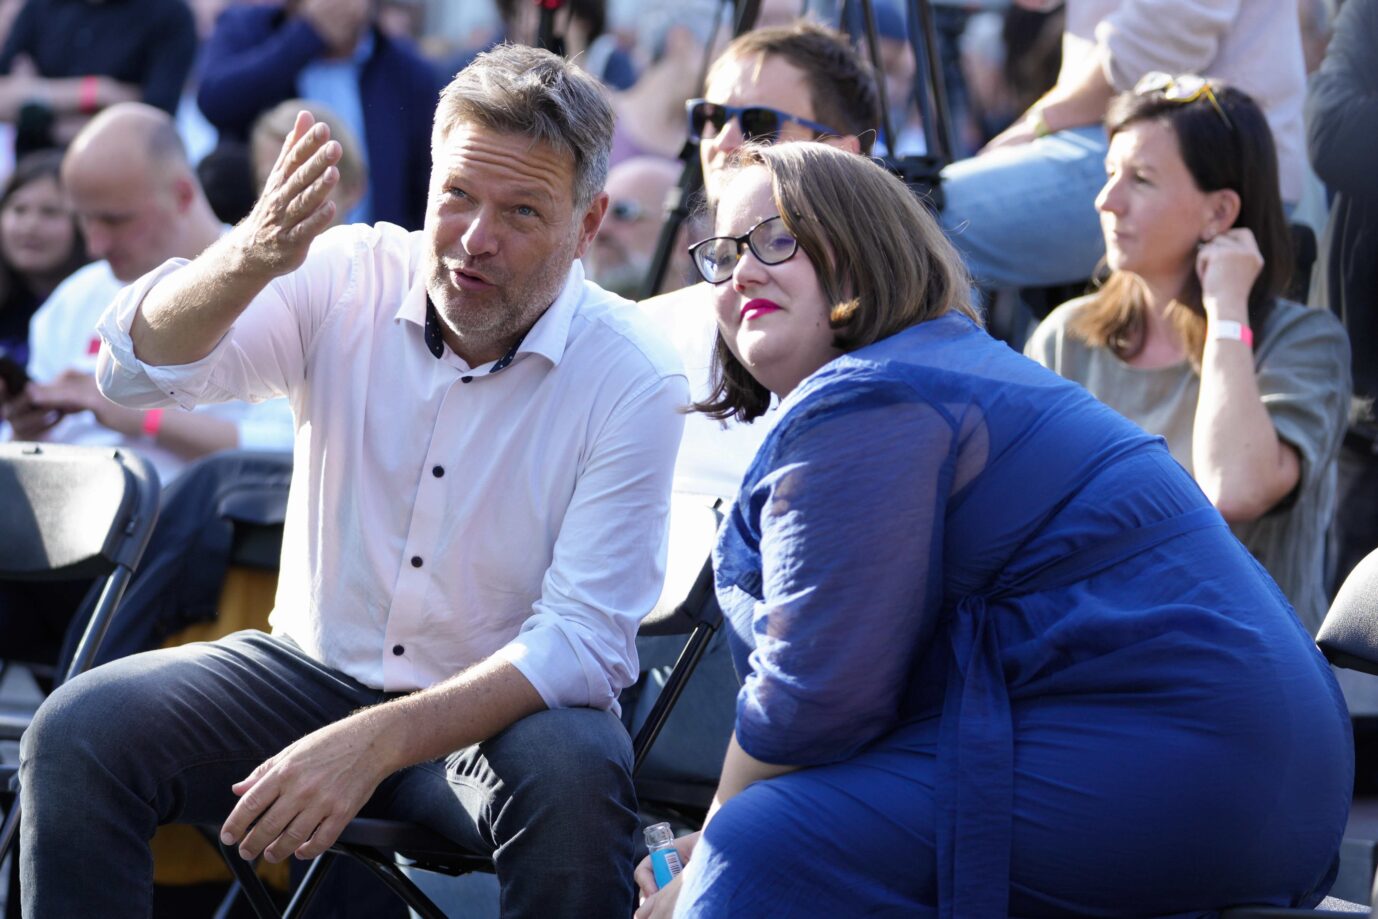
[
  {"x1": 711, "y1": 165, "x2": 841, "y2": 399},
  {"x1": 0, "y1": 175, "x2": 77, "y2": 279},
  {"x1": 1095, "y1": 119, "x2": 1214, "y2": 288}
]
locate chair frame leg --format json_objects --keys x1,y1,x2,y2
[
  {"x1": 335, "y1": 846, "x2": 451, "y2": 919},
  {"x1": 217, "y1": 840, "x2": 286, "y2": 919}
]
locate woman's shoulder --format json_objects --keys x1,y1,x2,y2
[{"x1": 1025, "y1": 294, "x2": 1103, "y2": 373}]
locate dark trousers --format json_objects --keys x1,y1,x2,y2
[{"x1": 20, "y1": 631, "x2": 638, "y2": 918}]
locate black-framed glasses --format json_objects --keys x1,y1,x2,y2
[
  {"x1": 687, "y1": 215, "x2": 798, "y2": 284},
  {"x1": 1133, "y1": 72, "x2": 1234, "y2": 131},
  {"x1": 685, "y1": 99, "x2": 840, "y2": 145}
]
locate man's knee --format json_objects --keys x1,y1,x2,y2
[
  {"x1": 21, "y1": 664, "x2": 136, "y2": 771},
  {"x1": 485, "y1": 708, "x2": 634, "y2": 827}
]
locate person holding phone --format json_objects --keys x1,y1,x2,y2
[{"x1": 1026, "y1": 77, "x2": 1349, "y2": 637}]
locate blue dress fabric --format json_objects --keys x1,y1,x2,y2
[{"x1": 684, "y1": 314, "x2": 1352, "y2": 917}]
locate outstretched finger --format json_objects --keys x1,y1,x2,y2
[{"x1": 270, "y1": 119, "x2": 333, "y2": 194}]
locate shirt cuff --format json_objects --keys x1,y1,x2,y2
[
  {"x1": 494, "y1": 618, "x2": 633, "y2": 716},
  {"x1": 96, "y1": 258, "x2": 232, "y2": 411}
]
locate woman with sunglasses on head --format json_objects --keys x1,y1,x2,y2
[
  {"x1": 633, "y1": 139, "x2": 1350, "y2": 919},
  {"x1": 1026, "y1": 79, "x2": 1349, "y2": 641}
]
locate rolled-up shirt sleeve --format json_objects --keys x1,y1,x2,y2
[
  {"x1": 97, "y1": 226, "x2": 361, "y2": 412},
  {"x1": 494, "y1": 370, "x2": 689, "y2": 711}
]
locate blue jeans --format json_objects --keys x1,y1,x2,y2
[
  {"x1": 19, "y1": 631, "x2": 637, "y2": 917},
  {"x1": 940, "y1": 126, "x2": 1110, "y2": 290}
]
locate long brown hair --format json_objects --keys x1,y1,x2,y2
[
  {"x1": 695, "y1": 143, "x2": 978, "y2": 422},
  {"x1": 1071, "y1": 83, "x2": 1291, "y2": 368}
]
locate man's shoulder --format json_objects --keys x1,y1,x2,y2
[
  {"x1": 573, "y1": 282, "x2": 687, "y2": 383},
  {"x1": 38, "y1": 261, "x2": 119, "y2": 318},
  {"x1": 635, "y1": 282, "x2": 717, "y2": 365}
]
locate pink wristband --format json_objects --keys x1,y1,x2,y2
[
  {"x1": 1212, "y1": 319, "x2": 1254, "y2": 347},
  {"x1": 142, "y1": 408, "x2": 164, "y2": 439},
  {"x1": 78, "y1": 75, "x2": 99, "y2": 115}
]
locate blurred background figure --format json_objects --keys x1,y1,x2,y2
[
  {"x1": 250, "y1": 98, "x2": 367, "y2": 228},
  {"x1": 197, "y1": 0, "x2": 438, "y2": 230},
  {"x1": 0, "y1": 0, "x2": 196, "y2": 158},
  {"x1": 0, "y1": 149, "x2": 86, "y2": 370},
  {"x1": 584, "y1": 156, "x2": 691, "y2": 299}
]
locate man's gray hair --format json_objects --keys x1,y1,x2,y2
[{"x1": 434, "y1": 44, "x2": 614, "y2": 210}]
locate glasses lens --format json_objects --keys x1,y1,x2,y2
[
  {"x1": 1163, "y1": 75, "x2": 1206, "y2": 102},
  {"x1": 749, "y1": 217, "x2": 797, "y2": 265},
  {"x1": 692, "y1": 238, "x2": 737, "y2": 283},
  {"x1": 610, "y1": 200, "x2": 643, "y2": 222},
  {"x1": 690, "y1": 102, "x2": 725, "y2": 140},
  {"x1": 739, "y1": 107, "x2": 783, "y2": 142}
]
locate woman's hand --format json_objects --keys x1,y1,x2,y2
[
  {"x1": 1196, "y1": 228, "x2": 1263, "y2": 319},
  {"x1": 634, "y1": 830, "x2": 700, "y2": 918}
]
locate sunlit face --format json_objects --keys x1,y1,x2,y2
[
  {"x1": 700, "y1": 54, "x2": 822, "y2": 199},
  {"x1": 711, "y1": 165, "x2": 840, "y2": 399},
  {"x1": 65, "y1": 162, "x2": 183, "y2": 283},
  {"x1": 0, "y1": 175, "x2": 76, "y2": 279},
  {"x1": 1096, "y1": 119, "x2": 1215, "y2": 288},
  {"x1": 425, "y1": 121, "x2": 604, "y2": 365}
]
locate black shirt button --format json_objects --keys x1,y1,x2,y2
[
  {"x1": 432, "y1": 465, "x2": 444, "y2": 478},
  {"x1": 392, "y1": 644, "x2": 405, "y2": 656},
  {"x1": 460, "y1": 375, "x2": 473, "y2": 383},
  {"x1": 411, "y1": 556, "x2": 423, "y2": 568}
]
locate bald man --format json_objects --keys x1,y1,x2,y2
[
  {"x1": 583, "y1": 155, "x2": 691, "y2": 299},
  {"x1": 1, "y1": 102, "x2": 292, "y2": 485}
]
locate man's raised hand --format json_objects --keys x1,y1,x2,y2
[{"x1": 239, "y1": 112, "x2": 343, "y2": 280}]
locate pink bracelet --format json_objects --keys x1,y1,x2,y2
[
  {"x1": 1212, "y1": 319, "x2": 1254, "y2": 348},
  {"x1": 142, "y1": 408, "x2": 164, "y2": 439}
]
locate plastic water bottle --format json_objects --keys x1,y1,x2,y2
[{"x1": 644, "y1": 822, "x2": 683, "y2": 889}]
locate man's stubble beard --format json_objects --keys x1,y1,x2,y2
[{"x1": 426, "y1": 232, "x2": 579, "y2": 361}]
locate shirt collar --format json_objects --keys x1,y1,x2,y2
[{"x1": 395, "y1": 260, "x2": 584, "y2": 370}]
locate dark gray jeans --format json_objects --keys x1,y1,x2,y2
[{"x1": 19, "y1": 630, "x2": 637, "y2": 917}]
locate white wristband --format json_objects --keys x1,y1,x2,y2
[{"x1": 1212, "y1": 319, "x2": 1254, "y2": 347}]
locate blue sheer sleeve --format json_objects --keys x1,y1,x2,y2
[{"x1": 733, "y1": 378, "x2": 962, "y2": 766}]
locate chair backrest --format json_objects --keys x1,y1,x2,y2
[
  {"x1": 0, "y1": 442, "x2": 160, "y2": 582},
  {"x1": 1318, "y1": 548, "x2": 1378, "y2": 675}
]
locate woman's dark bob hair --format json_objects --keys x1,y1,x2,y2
[{"x1": 695, "y1": 142, "x2": 979, "y2": 422}]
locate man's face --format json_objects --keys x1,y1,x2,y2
[
  {"x1": 424, "y1": 121, "x2": 605, "y2": 365},
  {"x1": 585, "y1": 160, "x2": 676, "y2": 298},
  {"x1": 65, "y1": 165, "x2": 182, "y2": 283},
  {"x1": 700, "y1": 53, "x2": 820, "y2": 198}
]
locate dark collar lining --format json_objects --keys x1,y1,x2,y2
[{"x1": 424, "y1": 297, "x2": 523, "y2": 373}]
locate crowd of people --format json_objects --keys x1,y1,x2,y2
[{"x1": 0, "y1": 0, "x2": 1374, "y2": 916}]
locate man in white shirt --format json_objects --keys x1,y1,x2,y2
[
  {"x1": 19, "y1": 46, "x2": 687, "y2": 917},
  {"x1": 1, "y1": 103, "x2": 293, "y2": 485},
  {"x1": 640, "y1": 22, "x2": 880, "y2": 499}
]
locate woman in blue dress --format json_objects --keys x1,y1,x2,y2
[{"x1": 633, "y1": 141, "x2": 1352, "y2": 918}]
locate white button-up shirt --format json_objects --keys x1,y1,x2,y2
[{"x1": 97, "y1": 222, "x2": 688, "y2": 711}]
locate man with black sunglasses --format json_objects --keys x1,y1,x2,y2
[{"x1": 640, "y1": 20, "x2": 881, "y2": 500}]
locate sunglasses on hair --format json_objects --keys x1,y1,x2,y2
[
  {"x1": 685, "y1": 99, "x2": 840, "y2": 145},
  {"x1": 1133, "y1": 72, "x2": 1234, "y2": 132},
  {"x1": 688, "y1": 215, "x2": 799, "y2": 284}
]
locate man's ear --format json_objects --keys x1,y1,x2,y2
[
  {"x1": 574, "y1": 190, "x2": 609, "y2": 259},
  {"x1": 823, "y1": 134, "x2": 862, "y2": 155},
  {"x1": 172, "y1": 175, "x2": 197, "y2": 213}
]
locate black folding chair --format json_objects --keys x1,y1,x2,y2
[
  {"x1": 214, "y1": 558, "x2": 723, "y2": 918},
  {"x1": 0, "y1": 442, "x2": 161, "y2": 865}
]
